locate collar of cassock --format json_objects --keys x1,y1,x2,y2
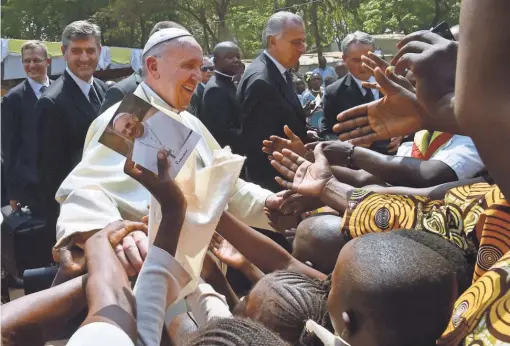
[{"x1": 214, "y1": 70, "x2": 235, "y2": 82}]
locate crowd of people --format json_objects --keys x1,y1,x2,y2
[{"x1": 1, "y1": 0, "x2": 509, "y2": 345}]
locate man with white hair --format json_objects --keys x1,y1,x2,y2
[
  {"x1": 322, "y1": 31, "x2": 392, "y2": 154},
  {"x1": 237, "y1": 11, "x2": 309, "y2": 193},
  {"x1": 53, "y1": 27, "x2": 284, "y2": 323}
]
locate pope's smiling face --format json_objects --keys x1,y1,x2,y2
[{"x1": 145, "y1": 37, "x2": 203, "y2": 111}]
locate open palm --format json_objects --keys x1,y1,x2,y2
[
  {"x1": 333, "y1": 67, "x2": 426, "y2": 146},
  {"x1": 270, "y1": 143, "x2": 333, "y2": 198},
  {"x1": 210, "y1": 232, "x2": 247, "y2": 270}
]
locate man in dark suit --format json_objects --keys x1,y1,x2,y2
[
  {"x1": 187, "y1": 57, "x2": 213, "y2": 117},
  {"x1": 36, "y1": 20, "x2": 107, "y2": 233},
  {"x1": 322, "y1": 31, "x2": 392, "y2": 155},
  {"x1": 237, "y1": 11, "x2": 308, "y2": 192},
  {"x1": 2, "y1": 40, "x2": 52, "y2": 214},
  {"x1": 99, "y1": 21, "x2": 187, "y2": 114},
  {"x1": 201, "y1": 42, "x2": 243, "y2": 152}
]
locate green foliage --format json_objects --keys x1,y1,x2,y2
[{"x1": 1, "y1": 0, "x2": 460, "y2": 57}]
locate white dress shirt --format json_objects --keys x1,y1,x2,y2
[
  {"x1": 27, "y1": 76, "x2": 50, "y2": 99},
  {"x1": 396, "y1": 134, "x2": 484, "y2": 180},
  {"x1": 66, "y1": 67, "x2": 93, "y2": 100},
  {"x1": 351, "y1": 74, "x2": 379, "y2": 99},
  {"x1": 263, "y1": 50, "x2": 287, "y2": 77}
]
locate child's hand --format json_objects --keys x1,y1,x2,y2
[{"x1": 124, "y1": 150, "x2": 186, "y2": 214}]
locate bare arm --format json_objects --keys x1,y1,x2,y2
[
  {"x1": 217, "y1": 211, "x2": 327, "y2": 280},
  {"x1": 456, "y1": 0, "x2": 510, "y2": 198},
  {"x1": 1, "y1": 275, "x2": 87, "y2": 342},
  {"x1": 351, "y1": 146, "x2": 458, "y2": 187}
]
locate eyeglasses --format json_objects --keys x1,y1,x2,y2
[
  {"x1": 23, "y1": 58, "x2": 46, "y2": 64},
  {"x1": 201, "y1": 66, "x2": 214, "y2": 72}
]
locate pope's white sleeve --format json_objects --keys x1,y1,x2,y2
[{"x1": 66, "y1": 322, "x2": 135, "y2": 346}]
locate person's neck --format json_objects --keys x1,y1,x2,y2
[
  {"x1": 30, "y1": 75, "x2": 48, "y2": 84},
  {"x1": 266, "y1": 49, "x2": 289, "y2": 69},
  {"x1": 215, "y1": 70, "x2": 235, "y2": 79}
]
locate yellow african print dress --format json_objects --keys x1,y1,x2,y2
[
  {"x1": 341, "y1": 182, "x2": 510, "y2": 281},
  {"x1": 340, "y1": 182, "x2": 510, "y2": 345}
]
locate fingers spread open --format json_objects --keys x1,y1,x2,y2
[{"x1": 270, "y1": 160, "x2": 296, "y2": 181}]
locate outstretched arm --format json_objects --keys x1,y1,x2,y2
[{"x1": 216, "y1": 211, "x2": 327, "y2": 281}]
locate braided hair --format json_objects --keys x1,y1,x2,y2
[
  {"x1": 182, "y1": 318, "x2": 290, "y2": 346},
  {"x1": 253, "y1": 271, "x2": 333, "y2": 346}
]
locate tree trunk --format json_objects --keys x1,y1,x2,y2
[
  {"x1": 214, "y1": 0, "x2": 232, "y2": 41},
  {"x1": 310, "y1": 0, "x2": 322, "y2": 55},
  {"x1": 431, "y1": 0, "x2": 441, "y2": 27},
  {"x1": 199, "y1": 7, "x2": 211, "y2": 54},
  {"x1": 139, "y1": 16, "x2": 147, "y2": 48}
]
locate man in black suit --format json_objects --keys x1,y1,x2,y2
[
  {"x1": 201, "y1": 42, "x2": 243, "y2": 152},
  {"x1": 36, "y1": 20, "x2": 107, "y2": 233},
  {"x1": 2, "y1": 41, "x2": 52, "y2": 214},
  {"x1": 237, "y1": 11, "x2": 308, "y2": 192},
  {"x1": 322, "y1": 31, "x2": 392, "y2": 155},
  {"x1": 187, "y1": 57, "x2": 213, "y2": 117},
  {"x1": 99, "y1": 21, "x2": 187, "y2": 114}
]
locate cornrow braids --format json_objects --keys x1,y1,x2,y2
[
  {"x1": 183, "y1": 318, "x2": 290, "y2": 346},
  {"x1": 260, "y1": 271, "x2": 333, "y2": 346}
]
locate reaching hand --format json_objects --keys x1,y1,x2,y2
[
  {"x1": 262, "y1": 125, "x2": 308, "y2": 158},
  {"x1": 392, "y1": 31, "x2": 458, "y2": 128},
  {"x1": 361, "y1": 52, "x2": 415, "y2": 93},
  {"x1": 124, "y1": 150, "x2": 186, "y2": 212},
  {"x1": 265, "y1": 190, "x2": 295, "y2": 211},
  {"x1": 270, "y1": 143, "x2": 334, "y2": 197},
  {"x1": 280, "y1": 193, "x2": 325, "y2": 216},
  {"x1": 264, "y1": 207, "x2": 300, "y2": 234},
  {"x1": 53, "y1": 220, "x2": 148, "y2": 277},
  {"x1": 333, "y1": 67, "x2": 427, "y2": 146},
  {"x1": 209, "y1": 232, "x2": 248, "y2": 270},
  {"x1": 387, "y1": 136, "x2": 404, "y2": 153}
]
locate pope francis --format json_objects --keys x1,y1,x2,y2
[{"x1": 53, "y1": 28, "x2": 282, "y2": 305}]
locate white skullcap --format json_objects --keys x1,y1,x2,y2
[
  {"x1": 112, "y1": 112, "x2": 131, "y2": 128},
  {"x1": 142, "y1": 28, "x2": 192, "y2": 55}
]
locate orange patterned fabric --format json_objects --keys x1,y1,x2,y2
[
  {"x1": 340, "y1": 183, "x2": 509, "y2": 281},
  {"x1": 438, "y1": 250, "x2": 510, "y2": 346}
]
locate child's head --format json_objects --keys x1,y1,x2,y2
[
  {"x1": 292, "y1": 215, "x2": 346, "y2": 274},
  {"x1": 393, "y1": 229, "x2": 474, "y2": 295},
  {"x1": 328, "y1": 232, "x2": 457, "y2": 346},
  {"x1": 183, "y1": 318, "x2": 290, "y2": 346},
  {"x1": 234, "y1": 271, "x2": 332, "y2": 345},
  {"x1": 293, "y1": 78, "x2": 307, "y2": 94}
]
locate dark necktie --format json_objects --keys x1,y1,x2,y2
[
  {"x1": 363, "y1": 86, "x2": 375, "y2": 103},
  {"x1": 284, "y1": 70, "x2": 294, "y2": 87},
  {"x1": 39, "y1": 85, "x2": 47, "y2": 94},
  {"x1": 88, "y1": 86, "x2": 101, "y2": 114}
]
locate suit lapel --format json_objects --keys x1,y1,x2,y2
[
  {"x1": 22, "y1": 79, "x2": 38, "y2": 105},
  {"x1": 63, "y1": 71, "x2": 96, "y2": 120},
  {"x1": 92, "y1": 78, "x2": 106, "y2": 101},
  {"x1": 261, "y1": 54, "x2": 304, "y2": 120}
]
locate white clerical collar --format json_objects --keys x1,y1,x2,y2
[
  {"x1": 139, "y1": 82, "x2": 181, "y2": 114},
  {"x1": 66, "y1": 67, "x2": 93, "y2": 99},
  {"x1": 264, "y1": 50, "x2": 287, "y2": 76},
  {"x1": 27, "y1": 76, "x2": 50, "y2": 98},
  {"x1": 214, "y1": 70, "x2": 235, "y2": 81},
  {"x1": 351, "y1": 74, "x2": 377, "y2": 97}
]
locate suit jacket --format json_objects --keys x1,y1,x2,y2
[
  {"x1": 187, "y1": 82, "x2": 206, "y2": 117},
  {"x1": 237, "y1": 53, "x2": 308, "y2": 192},
  {"x1": 36, "y1": 71, "x2": 106, "y2": 226},
  {"x1": 322, "y1": 73, "x2": 391, "y2": 154},
  {"x1": 1, "y1": 78, "x2": 53, "y2": 208},
  {"x1": 98, "y1": 71, "x2": 142, "y2": 114},
  {"x1": 201, "y1": 73, "x2": 243, "y2": 153}
]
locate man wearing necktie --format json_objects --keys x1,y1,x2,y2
[
  {"x1": 35, "y1": 20, "x2": 107, "y2": 237},
  {"x1": 322, "y1": 31, "x2": 393, "y2": 155},
  {"x1": 2, "y1": 40, "x2": 52, "y2": 215},
  {"x1": 237, "y1": 11, "x2": 309, "y2": 193}
]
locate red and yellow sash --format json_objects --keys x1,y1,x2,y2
[{"x1": 411, "y1": 130, "x2": 454, "y2": 160}]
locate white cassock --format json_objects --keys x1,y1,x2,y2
[{"x1": 55, "y1": 82, "x2": 273, "y2": 309}]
